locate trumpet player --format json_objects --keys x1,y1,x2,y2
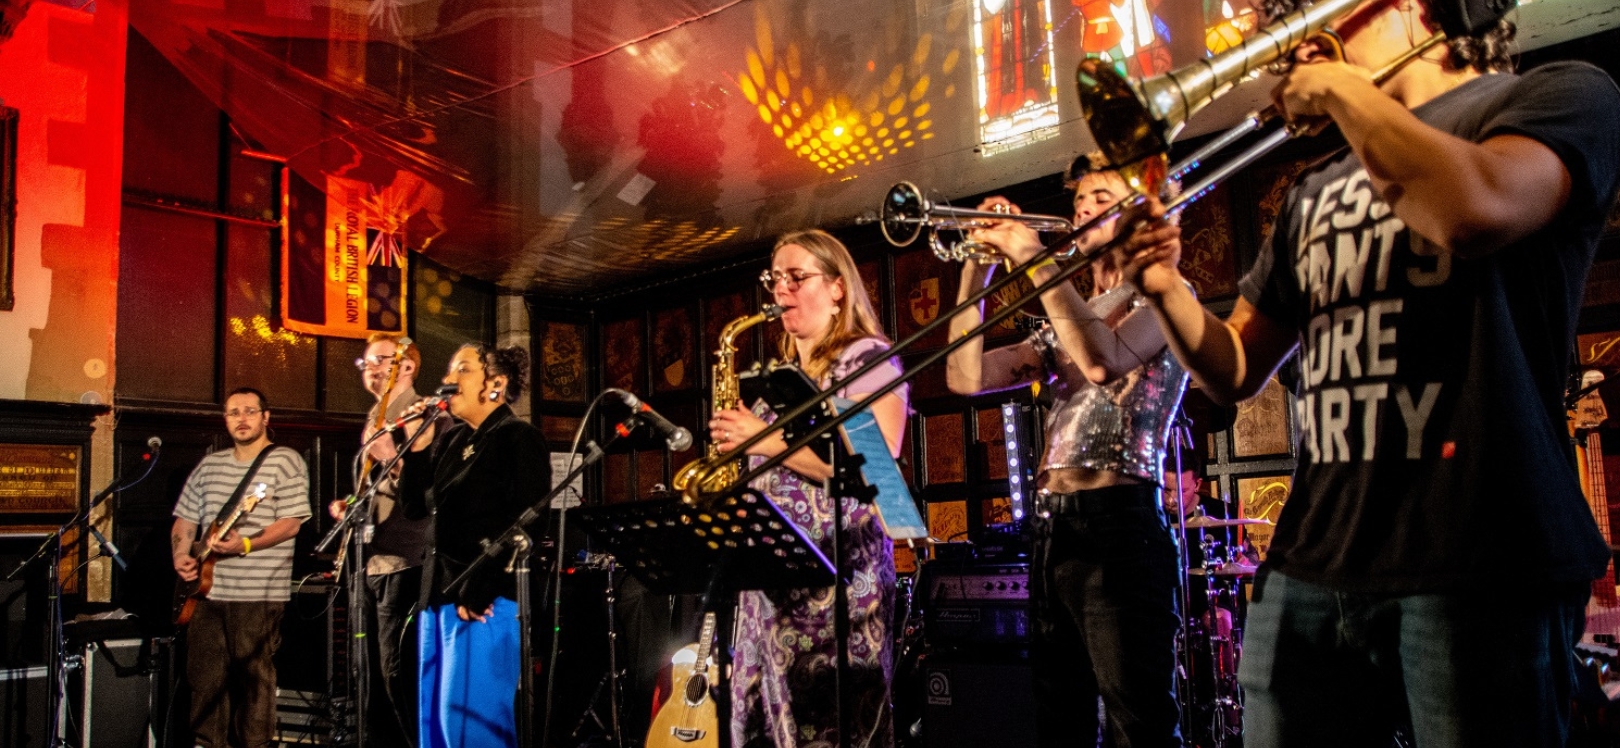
[
  {"x1": 709, "y1": 229, "x2": 908, "y2": 748},
  {"x1": 1118, "y1": 0, "x2": 1620, "y2": 744},
  {"x1": 946, "y1": 157, "x2": 1189, "y2": 748}
]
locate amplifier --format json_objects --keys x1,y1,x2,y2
[{"x1": 922, "y1": 563, "x2": 1030, "y2": 646}]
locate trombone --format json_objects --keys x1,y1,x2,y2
[{"x1": 678, "y1": 0, "x2": 1455, "y2": 505}]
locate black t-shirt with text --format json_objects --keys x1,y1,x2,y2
[{"x1": 1239, "y1": 61, "x2": 1620, "y2": 594}]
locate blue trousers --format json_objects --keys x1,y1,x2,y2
[
  {"x1": 418, "y1": 598, "x2": 520, "y2": 748},
  {"x1": 1238, "y1": 568, "x2": 1588, "y2": 748}
]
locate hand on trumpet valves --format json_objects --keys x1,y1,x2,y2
[
  {"x1": 1114, "y1": 195, "x2": 1186, "y2": 302},
  {"x1": 966, "y1": 196, "x2": 1045, "y2": 266},
  {"x1": 709, "y1": 406, "x2": 775, "y2": 457}
]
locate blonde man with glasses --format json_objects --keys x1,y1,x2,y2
[
  {"x1": 171, "y1": 387, "x2": 310, "y2": 748},
  {"x1": 330, "y1": 333, "x2": 432, "y2": 745}
]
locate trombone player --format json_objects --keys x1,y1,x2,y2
[
  {"x1": 1118, "y1": 0, "x2": 1620, "y2": 744},
  {"x1": 945, "y1": 156, "x2": 1189, "y2": 748}
]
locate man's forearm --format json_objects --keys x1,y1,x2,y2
[
  {"x1": 169, "y1": 524, "x2": 196, "y2": 556},
  {"x1": 251, "y1": 517, "x2": 304, "y2": 550}
]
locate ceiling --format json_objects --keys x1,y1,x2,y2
[{"x1": 127, "y1": 0, "x2": 1620, "y2": 299}]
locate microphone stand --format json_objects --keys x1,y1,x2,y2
[
  {"x1": 317, "y1": 413, "x2": 440, "y2": 747},
  {"x1": 6, "y1": 443, "x2": 161, "y2": 747}
]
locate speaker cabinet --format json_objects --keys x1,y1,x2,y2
[
  {"x1": 920, "y1": 649, "x2": 1036, "y2": 748},
  {"x1": 73, "y1": 638, "x2": 154, "y2": 747},
  {"x1": 0, "y1": 665, "x2": 51, "y2": 748}
]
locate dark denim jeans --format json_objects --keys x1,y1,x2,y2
[
  {"x1": 1031, "y1": 483, "x2": 1184, "y2": 748},
  {"x1": 186, "y1": 598, "x2": 284, "y2": 748},
  {"x1": 1238, "y1": 567, "x2": 1588, "y2": 748},
  {"x1": 363, "y1": 566, "x2": 421, "y2": 746}
]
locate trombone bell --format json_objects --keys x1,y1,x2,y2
[{"x1": 1076, "y1": 0, "x2": 1364, "y2": 194}]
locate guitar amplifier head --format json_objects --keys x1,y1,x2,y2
[{"x1": 922, "y1": 563, "x2": 1030, "y2": 646}]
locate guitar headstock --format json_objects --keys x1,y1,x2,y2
[
  {"x1": 241, "y1": 482, "x2": 268, "y2": 512},
  {"x1": 1576, "y1": 370, "x2": 1610, "y2": 432}
]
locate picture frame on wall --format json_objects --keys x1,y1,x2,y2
[
  {"x1": 1236, "y1": 473, "x2": 1291, "y2": 561},
  {"x1": 602, "y1": 316, "x2": 645, "y2": 395},
  {"x1": 538, "y1": 320, "x2": 588, "y2": 403},
  {"x1": 652, "y1": 305, "x2": 697, "y2": 393}
]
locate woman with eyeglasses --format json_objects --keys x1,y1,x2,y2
[
  {"x1": 709, "y1": 229, "x2": 909, "y2": 748},
  {"x1": 396, "y1": 343, "x2": 549, "y2": 748}
]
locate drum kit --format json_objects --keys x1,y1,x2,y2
[{"x1": 1174, "y1": 510, "x2": 1267, "y2": 748}]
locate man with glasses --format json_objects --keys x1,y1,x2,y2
[
  {"x1": 171, "y1": 387, "x2": 311, "y2": 748},
  {"x1": 329, "y1": 333, "x2": 431, "y2": 746}
]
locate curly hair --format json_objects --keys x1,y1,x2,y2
[
  {"x1": 460, "y1": 343, "x2": 531, "y2": 404},
  {"x1": 1255, "y1": 0, "x2": 1515, "y2": 74}
]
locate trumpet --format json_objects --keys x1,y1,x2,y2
[{"x1": 880, "y1": 181, "x2": 1074, "y2": 265}]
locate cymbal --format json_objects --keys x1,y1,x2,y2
[
  {"x1": 1184, "y1": 514, "x2": 1273, "y2": 529},
  {"x1": 1189, "y1": 561, "x2": 1259, "y2": 577}
]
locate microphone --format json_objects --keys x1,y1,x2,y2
[
  {"x1": 88, "y1": 526, "x2": 128, "y2": 571},
  {"x1": 147, "y1": 436, "x2": 162, "y2": 451},
  {"x1": 382, "y1": 384, "x2": 458, "y2": 432},
  {"x1": 614, "y1": 390, "x2": 693, "y2": 451}
]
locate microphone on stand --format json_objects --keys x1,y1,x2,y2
[
  {"x1": 612, "y1": 390, "x2": 693, "y2": 451},
  {"x1": 381, "y1": 384, "x2": 458, "y2": 432}
]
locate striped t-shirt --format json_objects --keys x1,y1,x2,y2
[{"x1": 173, "y1": 446, "x2": 311, "y2": 602}]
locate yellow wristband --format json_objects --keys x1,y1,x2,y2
[
  {"x1": 241, "y1": 537, "x2": 252, "y2": 555},
  {"x1": 1024, "y1": 257, "x2": 1058, "y2": 281}
]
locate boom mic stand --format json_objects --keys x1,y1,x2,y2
[
  {"x1": 315, "y1": 412, "x2": 439, "y2": 748},
  {"x1": 6, "y1": 440, "x2": 161, "y2": 747}
]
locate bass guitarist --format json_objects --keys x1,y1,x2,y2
[{"x1": 171, "y1": 387, "x2": 311, "y2": 748}]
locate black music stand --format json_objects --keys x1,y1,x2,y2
[{"x1": 573, "y1": 491, "x2": 836, "y2": 748}]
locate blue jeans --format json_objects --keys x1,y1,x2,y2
[{"x1": 1238, "y1": 568, "x2": 1588, "y2": 748}]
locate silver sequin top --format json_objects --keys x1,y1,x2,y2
[{"x1": 1031, "y1": 286, "x2": 1189, "y2": 483}]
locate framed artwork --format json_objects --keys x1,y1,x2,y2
[
  {"x1": 892, "y1": 247, "x2": 948, "y2": 352},
  {"x1": 602, "y1": 452, "x2": 632, "y2": 504},
  {"x1": 653, "y1": 306, "x2": 697, "y2": 393},
  {"x1": 636, "y1": 450, "x2": 666, "y2": 498},
  {"x1": 602, "y1": 316, "x2": 645, "y2": 394},
  {"x1": 1232, "y1": 376, "x2": 1293, "y2": 459},
  {"x1": 1250, "y1": 156, "x2": 1314, "y2": 250},
  {"x1": 928, "y1": 500, "x2": 969, "y2": 545},
  {"x1": 922, "y1": 411, "x2": 965, "y2": 487},
  {"x1": 1177, "y1": 181, "x2": 1239, "y2": 299},
  {"x1": 0, "y1": 106, "x2": 15, "y2": 311},
  {"x1": 1237, "y1": 474, "x2": 1291, "y2": 560},
  {"x1": 976, "y1": 407, "x2": 1008, "y2": 480},
  {"x1": 540, "y1": 414, "x2": 582, "y2": 444},
  {"x1": 539, "y1": 321, "x2": 587, "y2": 403}
]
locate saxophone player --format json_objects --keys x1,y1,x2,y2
[{"x1": 708, "y1": 229, "x2": 908, "y2": 748}]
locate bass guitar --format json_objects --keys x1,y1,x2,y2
[
  {"x1": 646, "y1": 612, "x2": 719, "y2": 747},
  {"x1": 173, "y1": 482, "x2": 267, "y2": 625}
]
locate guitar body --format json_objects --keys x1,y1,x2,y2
[
  {"x1": 174, "y1": 484, "x2": 266, "y2": 626},
  {"x1": 173, "y1": 537, "x2": 218, "y2": 626},
  {"x1": 647, "y1": 644, "x2": 718, "y2": 748},
  {"x1": 647, "y1": 612, "x2": 720, "y2": 748}
]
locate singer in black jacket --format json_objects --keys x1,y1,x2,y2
[{"x1": 398, "y1": 343, "x2": 549, "y2": 748}]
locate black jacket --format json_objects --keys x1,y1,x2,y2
[{"x1": 399, "y1": 405, "x2": 550, "y2": 610}]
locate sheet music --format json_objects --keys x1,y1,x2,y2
[{"x1": 831, "y1": 397, "x2": 927, "y2": 540}]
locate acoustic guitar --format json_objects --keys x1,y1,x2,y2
[
  {"x1": 646, "y1": 612, "x2": 719, "y2": 748},
  {"x1": 173, "y1": 482, "x2": 268, "y2": 625}
]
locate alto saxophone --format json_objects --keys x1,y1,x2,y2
[{"x1": 672, "y1": 303, "x2": 784, "y2": 502}]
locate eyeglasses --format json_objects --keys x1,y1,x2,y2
[
  {"x1": 224, "y1": 407, "x2": 263, "y2": 419},
  {"x1": 759, "y1": 268, "x2": 827, "y2": 292},
  {"x1": 354, "y1": 354, "x2": 394, "y2": 371}
]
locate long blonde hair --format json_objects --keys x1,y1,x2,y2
[{"x1": 772, "y1": 230, "x2": 888, "y2": 382}]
